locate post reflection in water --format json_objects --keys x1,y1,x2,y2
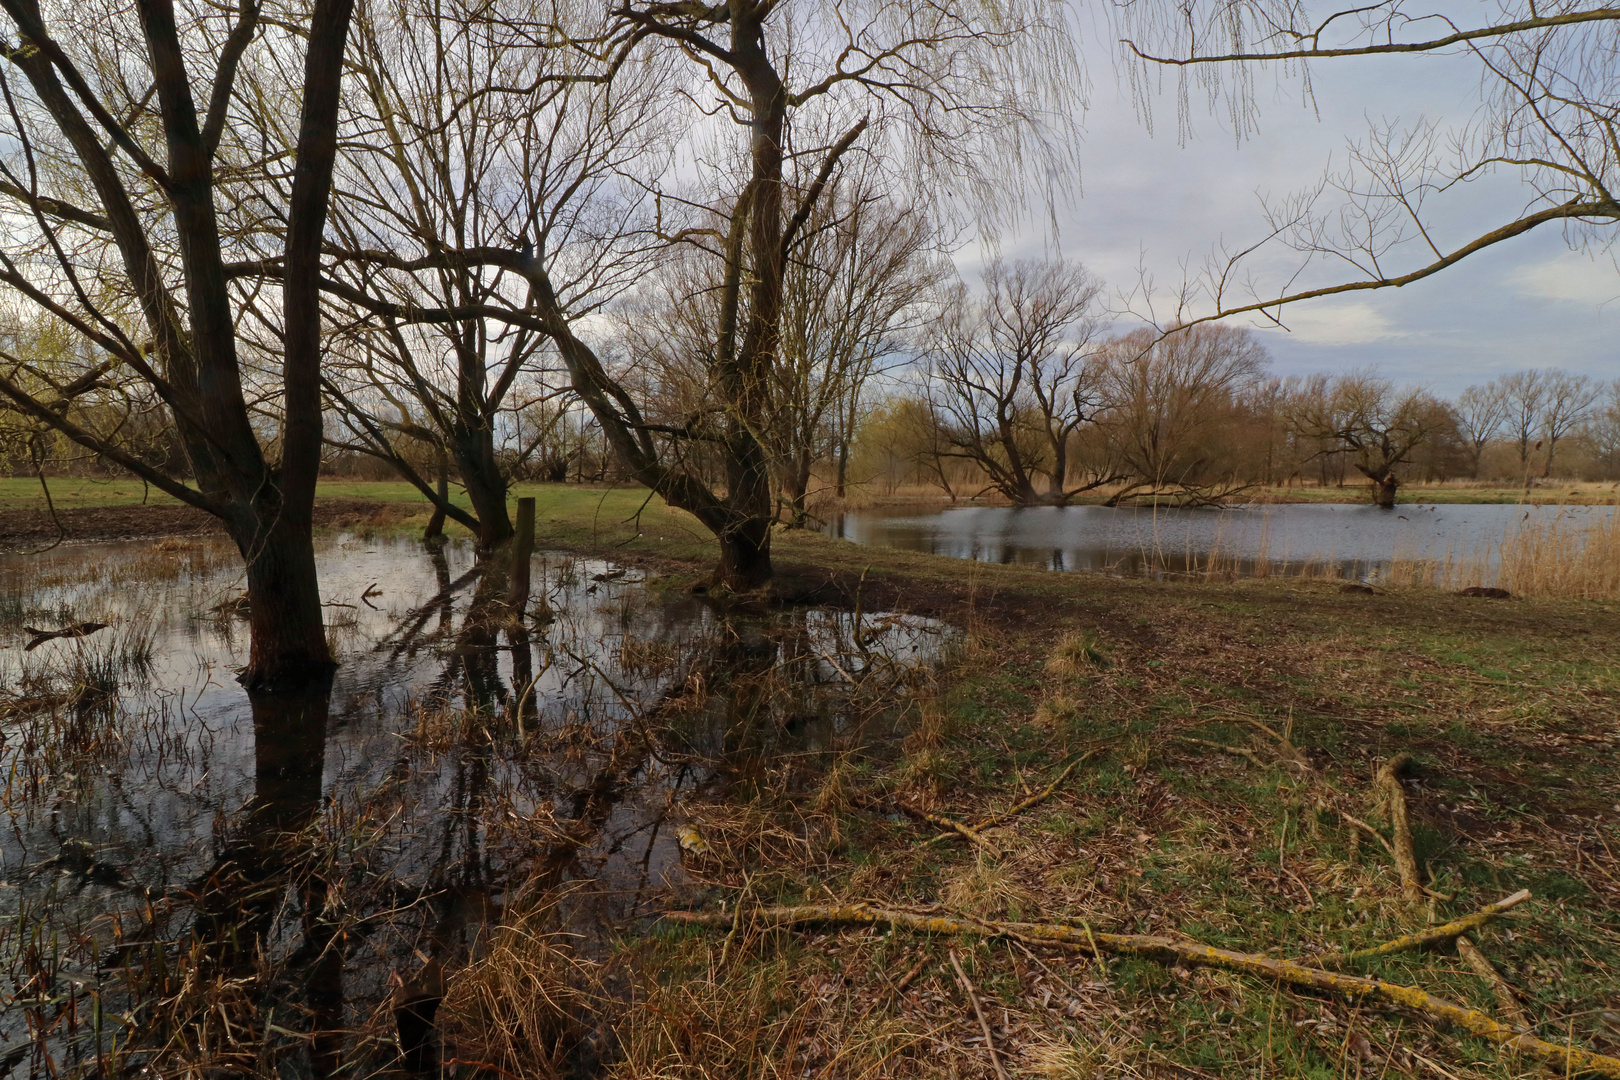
[{"x1": 0, "y1": 534, "x2": 952, "y2": 1076}]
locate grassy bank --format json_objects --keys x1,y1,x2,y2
[
  {"x1": 398, "y1": 490, "x2": 1620, "y2": 1077},
  {"x1": 3, "y1": 475, "x2": 1616, "y2": 517}
]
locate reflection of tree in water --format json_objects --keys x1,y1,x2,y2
[{"x1": 4, "y1": 541, "x2": 940, "y2": 1076}]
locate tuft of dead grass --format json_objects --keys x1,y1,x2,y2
[
  {"x1": 1046, "y1": 632, "x2": 1109, "y2": 676},
  {"x1": 439, "y1": 891, "x2": 598, "y2": 1078},
  {"x1": 940, "y1": 857, "x2": 1040, "y2": 921}
]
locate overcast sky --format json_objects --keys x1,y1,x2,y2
[{"x1": 982, "y1": 27, "x2": 1619, "y2": 398}]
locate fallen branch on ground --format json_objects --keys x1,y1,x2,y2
[
  {"x1": 1174, "y1": 735, "x2": 1267, "y2": 769},
  {"x1": 661, "y1": 901, "x2": 1620, "y2": 1078},
  {"x1": 1318, "y1": 889, "x2": 1531, "y2": 966},
  {"x1": 897, "y1": 803, "x2": 998, "y2": 855},
  {"x1": 950, "y1": 949, "x2": 1009, "y2": 1080},
  {"x1": 1376, "y1": 753, "x2": 1426, "y2": 904},
  {"x1": 1457, "y1": 934, "x2": 1533, "y2": 1033},
  {"x1": 925, "y1": 754, "x2": 1094, "y2": 848}
]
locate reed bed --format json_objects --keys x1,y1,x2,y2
[{"x1": 1167, "y1": 505, "x2": 1620, "y2": 600}]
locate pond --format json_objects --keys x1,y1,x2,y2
[
  {"x1": 0, "y1": 535, "x2": 950, "y2": 1076},
  {"x1": 823, "y1": 501, "x2": 1604, "y2": 579}
]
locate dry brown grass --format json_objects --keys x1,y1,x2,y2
[
  {"x1": 439, "y1": 891, "x2": 598, "y2": 1077},
  {"x1": 1383, "y1": 505, "x2": 1620, "y2": 598},
  {"x1": 1045, "y1": 632, "x2": 1109, "y2": 676}
]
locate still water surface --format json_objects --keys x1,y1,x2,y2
[
  {"x1": 0, "y1": 534, "x2": 946, "y2": 1075},
  {"x1": 824, "y1": 501, "x2": 1591, "y2": 577}
]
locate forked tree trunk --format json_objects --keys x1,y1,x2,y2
[{"x1": 1373, "y1": 474, "x2": 1399, "y2": 508}]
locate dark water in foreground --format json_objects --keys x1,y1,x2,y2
[
  {"x1": 823, "y1": 501, "x2": 1597, "y2": 578},
  {"x1": 0, "y1": 536, "x2": 948, "y2": 1076}
]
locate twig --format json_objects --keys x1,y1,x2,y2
[
  {"x1": 892, "y1": 954, "x2": 929, "y2": 994},
  {"x1": 1323, "y1": 803, "x2": 1398, "y2": 859},
  {"x1": 660, "y1": 901, "x2": 1620, "y2": 1079},
  {"x1": 898, "y1": 803, "x2": 999, "y2": 856},
  {"x1": 1456, "y1": 935, "x2": 1532, "y2": 1033},
  {"x1": 925, "y1": 754, "x2": 1093, "y2": 848},
  {"x1": 1376, "y1": 753, "x2": 1425, "y2": 904},
  {"x1": 949, "y1": 949, "x2": 1009, "y2": 1080},
  {"x1": 1175, "y1": 735, "x2": 1267, "y2": 769},
  {"x1": 1319, "y1": 890, "x2": 1532, "y2": 966}
]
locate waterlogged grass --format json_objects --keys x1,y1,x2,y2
[
  {"x1": 5, "y1": 481, "x2": 1618, "y2": 1075},
  {"x1": 443, "y1": 526, "x2": 1619, "y2": 1077}
]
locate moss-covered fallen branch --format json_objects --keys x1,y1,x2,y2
[
  {"x1": 661, "y1": 899, "x2": 1620, "y2": 1078},
  {"x1": 1319, "y1": 889, "x2": 1532, "y2": 967}
]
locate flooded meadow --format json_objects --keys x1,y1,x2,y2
[{"x1": 0, "y1": 535, "x2": 952, "y2": 1076}]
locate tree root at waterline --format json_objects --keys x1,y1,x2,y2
[{"x1": 661, "y1": 897, "x2": 1620, "y2": 1078}]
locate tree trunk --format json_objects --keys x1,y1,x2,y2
[
  {"x1": 508, "y1": 496, "x2": 535, "y2": 613},
  {"x1": 1374, "y1": 474, "x2": 1399, "y2": 508},
  {"x1": 455, "y1": 429, "x2": 512, "y2": 549},
  {"x1": 424, "y1": 446, "x2": 449, "y2": 541},
  {"x1": 238, "y1": 510, "x2": 336, "y2": 691},
  {"x1": 835, "y1": 438, "x2": 850, "y2": 499},
  {"x1": 717, "y1": 514, "x2": 773, "y2": 591}
]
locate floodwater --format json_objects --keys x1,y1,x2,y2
[
  {"x1": 823, "y1": 501, "x2": 1605, "y2": 578},
  {"x1": 0, "y1": 535, "x2": 949, "y2": 1076}
]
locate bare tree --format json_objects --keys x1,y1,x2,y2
[
  {"x1": 1287, "y1": 372, "x2": 1449, "y2": 507},
  {"x1": 298, "y1": 0, "x2": 658, "y2": 548},
  {"x1": 1589, "y1": 378, "x2": 1620, "y2": 478},
  {"x1": 1455, "y1": 381, "x2": 1510, "y2": 478},
  {"x1": 1540, "y1": 369, "x2": 1601, "y2": 477},
  {"x1": 313, "y1": 0, "x2": 1083, "y2": 588},
  {"x1": 1097, "y1": 323, "x2": 1269, "y2": 505},
  {"x1": 771, "y1": 182, "x2": 943, "y2": 525},
  {"x1": 924, "y1": 259, "x2": 1109, "y2": 506},
  {"x1": 0, "y1": 0, "x2": 354, "y2": 689},
  {"x1": 1499, "y1": 369, "x2": 1550, "y2": 486}
]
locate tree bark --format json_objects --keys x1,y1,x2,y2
[
  {"x1": 1374, "y1": 474, "x2": 1399, "y2": 508},
  {"x1": 239, "y1": 509, "x2": 337, "y2": 691},
  {"x1": 717, "y1": 513, "x2": 774, "y2": 591},
  {"x1": 424, "y1": 446, "x2": 449, "y2": 541},
  {"x1": 508, "y1": 496, "x2": 535, "y2": 613},
  {"x1": 454, "y1": 427, "x2": 512, "y2": 549}
]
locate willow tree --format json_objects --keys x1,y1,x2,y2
[
  {"x1": 0, "y1": 0, "x2": 354, "y2": 690},
  {"x1": 321, "y1": 0, "x2": 1082, "y2": 589},
  {"x1": 923, "y1": 259, "x2": 1111, "y2": 506},
  {"x1": 293, "y1": 0, "x2": 667, "y2": 549}
]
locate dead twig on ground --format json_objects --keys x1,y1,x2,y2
[
  {"x1": 897, "y1": 803, "x2": 999, "y2": 856},
  {"x1": 1175, "y1": 735, "x2": 1267, "y2": 769},
  {"x1": 1323, "y1": 803, "x2": 1399, "y2": 859},
  {"x1": 925, "y1": 753, "x2": 1095, "y2": 848},
  {"x1": 1456, "y1": 935, "x2": 1532, "y2": 1033},
  {"x1": 660, "y1": 901, "x2": 1620, "y2": 1079},
  {"x1": 949, "y1": 949, "x2": 1009, "y2": 1080},
  {"x1": 1318, "y1": 890, "x2": 1531, "y2": 966}
]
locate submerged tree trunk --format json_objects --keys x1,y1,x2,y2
[{"x1": 238, "y1": 510, "x2": 336, "y2": 691}]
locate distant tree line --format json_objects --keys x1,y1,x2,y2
[{"x1": 0, "y1": 0, "x2": 1614, "y2": 685}]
